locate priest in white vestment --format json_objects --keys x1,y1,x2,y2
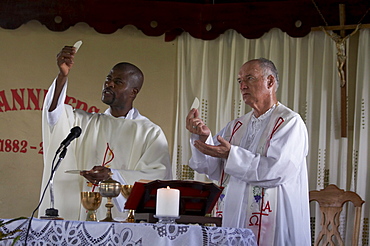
[
  {"x1": 39, "y1": 45, "x2": 172, "y2": 221},
  {"x1": 186, "y1": 58, "x2": 310, "y2": 245}
]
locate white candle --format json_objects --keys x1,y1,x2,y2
[{"x1": 156, "y1": 186, "x2": 180, "y2": 217}]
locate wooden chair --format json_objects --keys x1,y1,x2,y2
[{"x1": 310, "y1": 184, "x2": 365, "y2": 246}]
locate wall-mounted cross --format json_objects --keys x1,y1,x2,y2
[{"x1": 312, "y1": 4, "x2": 369, "y2": 137}]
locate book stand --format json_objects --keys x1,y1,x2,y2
[{"x1": 124, "y1": 180, "x2": 223, "y2": 226}]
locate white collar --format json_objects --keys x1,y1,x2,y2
[
  {"x1": 103, "y1": 108, "x2": 135, "y2": 119},
  {"x1": 252, "y1": 102, "x2": 278, "y2": 121}
]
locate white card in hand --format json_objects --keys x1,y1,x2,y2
[
  {"x1": 73, "y1": 40, "x2": 83, "y2": 52},
  {"x1": 190, "y1": 97, "x2": 200, "y2": 110},
  {"x1": 64, "y1": 170, "x2": 83, "y2": 174},
  {"x1": 65, "y1": 169, "x2": 99, "y2": 174}
]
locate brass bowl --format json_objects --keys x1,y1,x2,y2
[
  {"x1": 121, "y1": 184, "x2": 135, "y2": 223},
  {"x1": 81, "y1": 191, "x2": 102, "y2": 221},
  {"x1": 99, "y1": 178, "x2": 121, "y2": 197},
  {"x1": 98, "y1": 178, "x2": 121, "y2": 222},
  {"x1": 81, "y1": 191, "x2": 102, "y2": 210},
  {"x1": 121, "y1": 185, "x2": 134, "y2": 199}
]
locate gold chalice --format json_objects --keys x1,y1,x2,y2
[
  {"x1": 81, "y1": 191, "x2": 102, "y2": 221},
  {"x1": 99, "y1": 177, "x2": 121, "y2": 222},
  {"x1": 121, "y1": 185, "x2": 135, "y2": 223}
]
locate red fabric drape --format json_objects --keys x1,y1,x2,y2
[{"x1": 0, "y1": 0, "x2": 369, "y2": 41}]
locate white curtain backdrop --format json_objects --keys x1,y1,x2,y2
[{"x1": 172, "y1": 28, "x2": 370, "y2": 245}]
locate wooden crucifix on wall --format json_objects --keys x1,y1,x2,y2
[
  {"x1": 322, "y1": 5, "x2": 360, "y2": 138},
  {"x1": 314, "y1": 4, "x2": 364, "y2": 137}
]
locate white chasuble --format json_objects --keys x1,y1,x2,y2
[
  {"x1": 40, "y1": 81, "x2": 171, "y2": 221},
  {"x1": 190, "y1": 103, "x2": 311, "y2": 245}
]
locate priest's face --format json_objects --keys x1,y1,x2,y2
[
  {"x1": 238, "y1": 61, "x2": 272, "y2": 108},
  {"x1": 101, "y1": 67, "x2": 134, "y2": 107}
]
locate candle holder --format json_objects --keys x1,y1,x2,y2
[
  {"x1": 153, "y1": 215, "x2": 180, "y2": 224},
  {"x1": 99, "y1": 177, "x2": 121, "y2": 222}
]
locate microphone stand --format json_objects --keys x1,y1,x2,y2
[
  {"x1": 42, "y1": 147, "x2": 67, "y2": 219},
  {"x1": 25, "y1": 127, "x2": 81, "y2": 244}
]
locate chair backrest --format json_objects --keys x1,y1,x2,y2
[
  {"x1": 309, "y1": 184, "x2": 365, "y2": 246},
  {"x1": 310, "y1": 184, "x2": 365, "y2": 246}
]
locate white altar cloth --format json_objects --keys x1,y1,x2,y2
[{"x1": 1, "y1": 218, "x2": 257, "y2": 246}]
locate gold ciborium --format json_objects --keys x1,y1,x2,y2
[
  {"x1": 99, "y1": 177, "x2": 121, "y2": 222},
  {"x1": 81, "y1": 191, "x2": 102, "y2": 221},
  {"x1": 121, "y1": 185, "x2": 135, "y2": 223}
]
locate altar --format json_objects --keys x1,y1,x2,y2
[{"x1": 1, "y1": 218, "x2": 257, "y2": 246}]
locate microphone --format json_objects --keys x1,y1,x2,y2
[
  {"x1": 59, "y1": 126, "x2": 82, "y2": 150},
  {"x1": 42, "y1": 126, "x2": 82, "y2": 220}
]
